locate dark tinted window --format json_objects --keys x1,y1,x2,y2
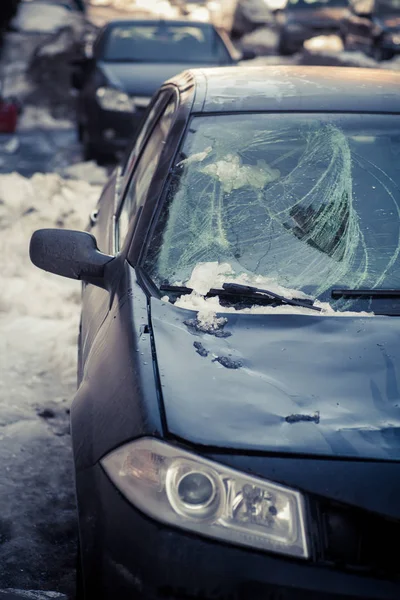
[
  {"x1": 116, "y1": 99, "x2": 176, "y2": 250},
  {"x1": 102, "y1": 22, "x2": 231, "y2": 64}
]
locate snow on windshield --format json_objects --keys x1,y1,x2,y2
[{"x1": 144, "y1": 113, "x2": 400, "y2": 314}]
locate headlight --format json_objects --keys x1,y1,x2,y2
[
  {"x1": 389, "y1": 33, "x2": 400, "y2": 45},
  {"x1": 96, "y1": 87, "x2": 135, "y2": 112},
  {"x1": 101, "y1": 438, "x2": 309, "y2": 559}
]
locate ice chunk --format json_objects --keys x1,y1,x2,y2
[{"x1": 202, "y1": 154, "x2": 280, "y2": 193}]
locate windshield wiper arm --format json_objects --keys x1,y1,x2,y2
[
  {"x1": 160, "y1": 284, "x2": 320, "y2": 311},
  {"x1": 332, "y1": 289, "x2": 400, "y2": 299},
  {"x1": 221, "y1": 283, "x2": 321, "y2": 311}
]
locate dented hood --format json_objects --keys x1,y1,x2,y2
[{"x1": 150, "y1": 298, "x2": 400, "y2": 460}]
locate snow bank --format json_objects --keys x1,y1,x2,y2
[
  {"x1": 11, "y1": 3, "x2": 79, "y2": 33},
  {"x1": 0, "y1": 172, "x2": 102, "y2": 593},
  {"x1": 60, "y1": 161, "x2": 108, "y2": 186},
  {"x1": 241, "y1": 26, "x2": 279, "y2": 55},
  {"x1": 0, "y1": 172, "x2": 100, "y2": 321},
  {"x1": 17, "y1": 107, "x2": 74, "y2": 131},
  {"x1": 304, "y1": 35, "x2": 344, "y2": 53},
  {"x1": 303, "y1": 35, "x2": 400, "y2": 71}
]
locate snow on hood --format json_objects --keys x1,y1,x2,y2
[{"x1": 169, "y1": 261, "x2": 373, "y2": 319}]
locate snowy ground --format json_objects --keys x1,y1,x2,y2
[{"x1": 0, "y1": 166, "x2": 106, "y2": 597}]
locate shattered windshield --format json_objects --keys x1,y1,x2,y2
[{"x1": 143, "y1": 113, "x2": 400, "y2": 313}]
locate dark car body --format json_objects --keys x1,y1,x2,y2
[
  {"x1": 278, "y1": 0, "x2": 349, "y2": 54},
  {"x1": 72, "y1": 18, "x2": 240, "y2": 162},
  {"x1": 341, "y1": 0, "x2": 400, "y2": 60},
  {"x1": 30, "y1": 66, "x2": 400, "y2": 600}
]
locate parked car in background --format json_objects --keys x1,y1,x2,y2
[
  {"x1": 278, "y1": 0, "x2": 349, "y2": 54},
  {"x1": 31, "y1": 65, "x2": 400, "y2": 600},
  {"x1": 341, "y1": 0, "x2": 400, "y2": 60},
  {"x1": 231, "y1": 0, "x2": 275, "y2": 39},
  {"x1": 72, "y1": 18, "x2": 246, "y2": 162}
]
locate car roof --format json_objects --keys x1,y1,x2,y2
[{"x1": 171, "y1": 66, "x2": 400, "y2": 114}]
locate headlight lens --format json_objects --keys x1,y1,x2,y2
[
  {"x1": 96, "y1": 87, "x2": 135, "y2": 112},
  {"x1": 101, "y1": 438, "x2": 309, "y2": 559},
  {"x1": 389, "y1": 33, "x2": 400, "y2": 45}
]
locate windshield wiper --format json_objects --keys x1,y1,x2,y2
[
  {"x1": 221, "y1": 283, "x2": 321, "y2": 311},
  {"x1": 332, "y1": 289, "x2": 400, "y2": 299},
  {"x1": 160, "y1": 283, "x2": 321, "y2": 311}
]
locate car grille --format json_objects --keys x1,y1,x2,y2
[{"x1": 313, "y1": 498, "x2": 400, "y2": 580}]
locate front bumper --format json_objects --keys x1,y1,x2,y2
[{"x1": 76, "y1": 463, "x2": 400, "y2": 600}]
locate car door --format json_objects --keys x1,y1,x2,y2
[{"x1": 79, "y1": 89, "x2": 177, "y2": 377}]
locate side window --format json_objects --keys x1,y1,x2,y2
[
  {"x1": 120, "y1": 91, "x2": 170, "y2": 180},
  {"x1": 116, "y1": 98, "x2": 176, "y2": 250}
]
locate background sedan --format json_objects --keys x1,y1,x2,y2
[{"x1": 72, "y1": 17, "x2": 245, "y2": 163}]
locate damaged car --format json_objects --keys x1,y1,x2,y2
[{"x1": 30, "y1": 65, "x2": 400, "y2": 600}]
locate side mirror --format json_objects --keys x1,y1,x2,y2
[
  {"x1": 241, "y1": 49, "x2": 257, "y2": 61},
  {"x1": 29, "y1": 229, "x2": 114, "y2": 288}
]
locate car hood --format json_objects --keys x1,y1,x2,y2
[
  {"x1": 286, "y1": 6, "x2": 346, "y2": 25},
  {"x1": 150, "y1": 298, "x2": 400, "y2": 460},
  {"x1": 98, "y1": 60, "x2": 226, "y2": 96}
]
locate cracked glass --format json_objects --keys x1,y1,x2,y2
[{"x1": 143, "y1": 113, "x2": 400, "y2": 312}]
